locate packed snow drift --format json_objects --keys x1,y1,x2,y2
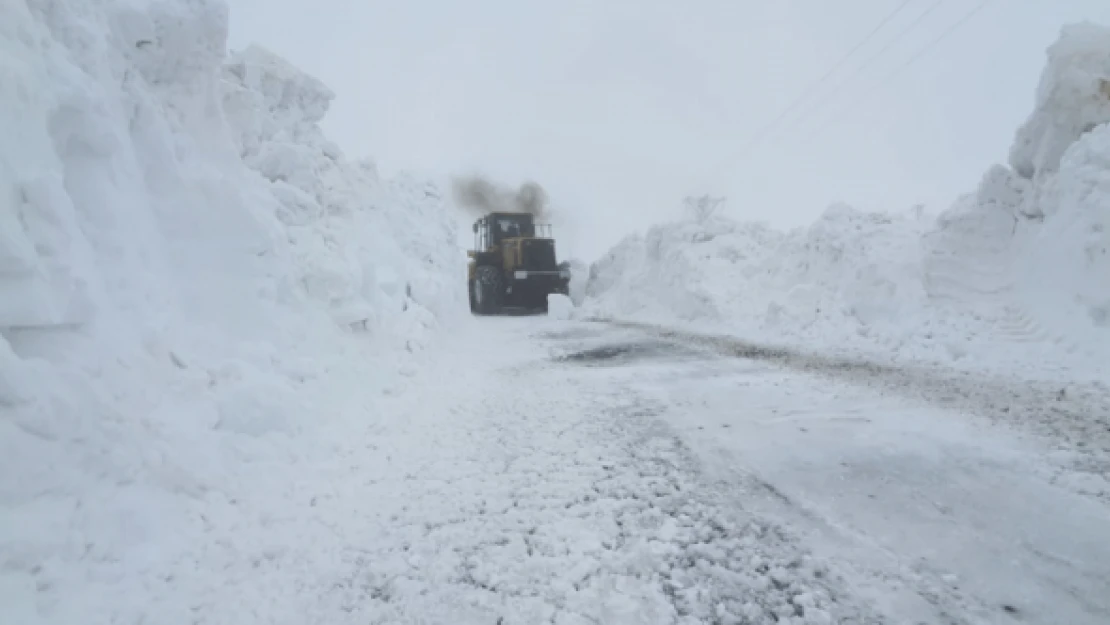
[
  {"x1": 584, "y1": 21, "x2": 1110, "y2": 380},
  {"x1": 1, "y1": 1, "x2": 462, "y2": 622}
]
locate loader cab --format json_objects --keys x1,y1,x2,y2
[{"x1": 472, "y1": 212, "x2": 545, "y2": 251}]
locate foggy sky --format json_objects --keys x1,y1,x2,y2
[{"x1": 227, "y1": 0, "x2": 1110, "y2": 261}]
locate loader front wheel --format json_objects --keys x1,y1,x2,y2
[{"x1": 473, "y1": 265, "x2": 504, "y2": 315}]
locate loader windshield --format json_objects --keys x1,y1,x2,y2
[
  {"x1": 473, "y1": 213, "x2": 551, "y2": 251},
  {"x1": 488, "y1": 214, "x2": 535, "y2": 245},
  {"x1": 495, "y1": 215, "x2": 534, "y2": 238},
  {"x1": 497, "y1": 219, "x2": 522, "y2": 237}
]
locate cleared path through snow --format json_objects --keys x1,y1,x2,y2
[
  {"x1": 177, "y1": 316, "x2": 1110, "y2": 624},
  {"x1": 566, "y1": 319, "x2": 1110, "y2": 625},
  {"x1": 309, "y1": 318, "x2": 879, "y2": 624}
]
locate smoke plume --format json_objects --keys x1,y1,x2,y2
[{"x1": 451, "y1": 176, "x2": 550, "y2": 221}]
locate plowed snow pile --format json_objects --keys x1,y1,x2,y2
[
  {"x1": 584, "y1": 22, "x2": 1110, "y2": 381},
  {"x1": 1, "y1": 1, "x2": 461, "y2": 622}
]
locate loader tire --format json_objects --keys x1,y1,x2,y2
[
  {"x1": 468, "y1": 279, "x2": 478, "y2": 313},
  {"x1": 473, "y1": 265, "x2": 504, "y2": 315}
]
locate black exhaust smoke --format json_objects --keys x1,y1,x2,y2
[{"x1": 452, "y1": 175, "x2": 550, "y2": 221}]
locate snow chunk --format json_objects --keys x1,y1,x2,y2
[
  {"x1": 1009, "y1": 22, "x2": 1110, "y2": 180},
  {"x1": 547, "y1": 293, "x2": 575, "y2": 320}
]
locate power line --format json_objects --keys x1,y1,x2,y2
[
  {"x1": 701, "y1": 0, "x2": 929, "y2": 187},
  {"x1": 738, "y1": 0, "x2": 918, "y2": 149},
  {"x1": 775, "y1": 0, "x2": 947, "y2": 144},
  {"x1": 794, "y1": 0, "x2": 995, "y2": 149}
]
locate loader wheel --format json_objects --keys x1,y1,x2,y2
[
  {"x1": 468, "y1": 280, "x2": 477, "y2": 313},
  {"x1": 473, "y1": 265, "x2": 504, "y2": 315}
]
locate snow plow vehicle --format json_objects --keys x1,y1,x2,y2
[{"x1": 467, "y1": 212, "x2": 570, "y2": 314}]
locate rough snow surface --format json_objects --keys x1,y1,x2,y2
[
  {"x1": 306, "y1": 320, "x2": 881, "y2": 625},
  {"x1": 591, "y1": 320, "x2": 1110, "y2": 625},
  {"x1": 584, "y1": 22, "x2": 1110, "y2": 383},
  {"x1": 1009, "y1": 21, "x2": 1110, "y2": 181},
  {"x1": 1, "y1": 1, "x2": 461, "y2": 621},
  {"x1": 1011, "y1": 123, "x2": 1110, "y2": 357},
  {"x1": 303, "y1": 316, "x2": 1106, "y2": 625},
  {"x1": 220, "y1": 43, "x2": 461, "y2": 340}
]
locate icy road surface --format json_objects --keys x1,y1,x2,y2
[{"x1": 297, "y1": 316, "x2": 1109, "y2": 625}]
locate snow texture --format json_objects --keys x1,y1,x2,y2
[
  {"x1": 1, "y1": 1, "x2": 462, "y2": 622},
  {"x1": 306, "y1": 320, "x2": 882, "y2": 625},
  {"x1": 584, "y1": 22, "x2": 1110, "y2": 383},
  {"x1": 582, "y1": 321, "x2": 1110, "y2": 625}
]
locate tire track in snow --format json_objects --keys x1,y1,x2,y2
[
  {"x1": 571, "y1": 324, "x2": 1110, "y2": 625},
  {"x1": 599, "y1": 319, "x2": 1110, "y2": 497},
  {"x1": 315, "y1": 320, "x2": 881, "y2": 624},
  {"x1": 557, "y1": 335, "x2": 999, "y2": 625}
]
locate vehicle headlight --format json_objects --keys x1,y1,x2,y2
[{"x1": 514, "y1": 271, "x2": 528, "y2": 279}]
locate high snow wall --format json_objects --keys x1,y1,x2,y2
[
  {"x1": 584, "y1": 21, "x2": 1110, "y2": 377},
  {"x1": 1, "y1": 1, "x2": 462, "y2": 621}
]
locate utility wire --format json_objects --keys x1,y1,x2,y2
[
  {"x1": 738, "y1": 0, "x2": 918, "y2": 149},
  {"x1": 776, "y1": 0, "x2": 948, "y2": 144},
  {"x1": 794, "y1": 0, "x2": 995, "y2": 149},
  {"x1": 702, "y1": 0, "x2": 930, "y2": 186}
]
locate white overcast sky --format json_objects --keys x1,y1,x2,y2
[{"x1": 227, "y1": 0, "x2": 1110, "y2": 260}]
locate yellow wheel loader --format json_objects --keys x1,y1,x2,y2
[{"x1": 467, "y1": 212, "x2": 570, "y2": 315}]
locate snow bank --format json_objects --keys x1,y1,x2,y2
[
  {"x1": 221, "y1": 43, "x2": 460, "y2": 349},
  {"x1": 584, "y1": 206, "x2": 941, "y2": 357},
  {"x1": 585, "y1": 22, "x2": 1110, "y2": 379},
  {"x1": 1, "y1": 1, "x2": 462, "y2": 622}
]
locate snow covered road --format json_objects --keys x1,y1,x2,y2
[
  {"x1": 590, "y1": 322, "x2": 1110, "y2": 625},
  {"x1": 23, "y1": 315, "x2": 1109, "y2": 624},
  {"x1": 308, "y1": 318, "x2": 881, "y2": 624},
  {"x1": 308, "y1": 316, "x2": 1109, "y2": 625}
]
